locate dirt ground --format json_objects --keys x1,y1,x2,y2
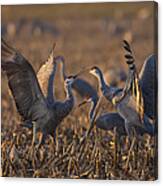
[{"x1": 1, "y1": 2, "x2": 157, "y2": 179}]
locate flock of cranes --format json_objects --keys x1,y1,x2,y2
[{"x1": 2, "y1": 38, "x2": 156, "y2": 146}]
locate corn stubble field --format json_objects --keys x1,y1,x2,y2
[{"x1": 1, "y1": 3, "x2": 157, "y2": 180}]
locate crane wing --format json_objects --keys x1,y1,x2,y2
[
  {"x1": 37, "y1": 43, "x2": 57, "y2": 104},
  {"x1": 139, "y1": 55, "x2": 157, "y2": 119},
  {"x1": 72, "y1": 78, "x2": 98, "y2": 100},
  {"x1": 95, "y1": 112, "x2": 126, "y2": 134},
  {"x1": 1, "y1": 38, "x2": 48, "y2": 121},
  {"x1": 96, "y1": 112, "x2": 153, "y2": 136}
]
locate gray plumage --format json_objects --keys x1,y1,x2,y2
[
  {"x1": 89, "y1": 66, "x2": 122, "y2": 103},
  {"x1": 95, "y1": 112, "x2": 125, "y2": 133},
  {"x1": 81, "y1": 95, "x2": 154, "y2": 138},
  {"x1": 37, "y1": 54, "x2": 99, "y2": 124},
  {"x1": 139, "y1": 54, "x2": 157, "y2": 119},
  {"x1": 89, "y1": 40, "x2": 156, "y2": 136},
  {"x1": 72, "y1": 78, "x2": 98, "y2": 102},
  {"x1": 1, "y1": 38, "x2": 76, "y2": 143},
  {"x1": 55, "y1": 56, "x2": 98, "y2": 100},
  {"x1": 54, "y1": 56, "x2": 99, "y2": 121},
  {"x1": 92, "y1": 110, "x2": 154, "y2": 136}
]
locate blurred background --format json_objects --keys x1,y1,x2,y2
[
  {"x1": 1, "y1": 1, "x2": 156, "y2": 109},
  {"x1": 1, "y1": 2, "x2": 157, "y2": 179}
]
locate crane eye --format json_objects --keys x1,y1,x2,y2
[{"x1": 90, "y1": 67, "x2": 96, "y2": 71}]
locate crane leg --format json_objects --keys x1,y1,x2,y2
[
  {"x1": 85, "y1": 96, "x2": 102, "y2": 139},
  {"x1": 125, "y1": 135, "x2": 136, "y2": 172},
  {"x1": 20, "y1": 120, "x2": 33, "y2": 129},
  {"x1": 32, "y1": 123, "x2": 37, "y2": 146},
  {"x1": 79, "y1": 118, "x2": 95, "y2": 147},
  {"x1": 28, "y1": 123, "x2": 37, "y2": 159},
  {"x1": 37, "y1": 132, "x2": 46, "y2": 148},
  {"x1": 124, "y1": 122, "x2": 131, "y2": 138},
  {"x1": 86, "y1": 120, "x2": 94, "y2": 138},
  {"x1": 124, "y1": 123, "x2": 136, "y2": 172},
  {"x1": 53, "y1": 130, "x2": 56, "y2": 143}
]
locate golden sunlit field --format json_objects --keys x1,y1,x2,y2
[{"x1": 1, "y1": 2, "x2": 157, "y2": 179}]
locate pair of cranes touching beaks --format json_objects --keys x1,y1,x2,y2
[{"x1": 2, "y1": 38, "x2": 156, "y2": 147}]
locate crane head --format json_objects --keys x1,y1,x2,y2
[
  {"x1": 64, "y1": 75, "x2": 77, "y2": 86},
  {"x1": 54, "y1": 55, "x2": 65, "y2": 64},
  {"x1": 89, "y1": 66, "x2": 101, "y2": 78}
]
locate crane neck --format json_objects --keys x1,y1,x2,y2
[
  {"x1": 96, "y1": 70, "x2": 107, "y2": 90},
  {"x1": 89, "y1": 99, "x2": 97, "y2": 123},
  {"x1": 64, "y1": 84, "x2": 74, "y2": 100}
]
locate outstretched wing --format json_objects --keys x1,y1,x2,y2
[
  {"x1": 72, "y1": 78, "x2": 99, "y2": 100},
  {"x1": 37, "y1": 43, "x2": 57, "y2": 104},
  {"x1": 139, "y1": 55, "x2": 157, "y2": 119},
  {"x1": 1, "y1": 38, "x2": 48, "y2": 121}
]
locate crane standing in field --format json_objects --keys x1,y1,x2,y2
[
  {"x1": 1, "y1": 38, "x2": 79, "y2": 145},
  {"x1": 80, "y1": 95, "x2": 155, "y2": 138},
  {"x1": 84, "y1": 41, "x2": 156, "y2": 138}
]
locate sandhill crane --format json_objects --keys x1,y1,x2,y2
[
  {"x1": 1, "y1": 38, "x2": 78, "y2": 145},
  {"x1": 80, "y1": 96, "x2": 154, "y2": 138},
  {"x1": 37, "y1": 54, "x2": 99, "y2": 124},
  {"x1": 55, "y1": 56, "x2": 99, "y2": 100},
  {"x1": 22, "y1": 44, "x2": 99, "y2": 136},
  {"x1": 88, "y1": 41, "x2": 156, "y2": 137},
  {"x1": 54, "y1": 56, "x2": 99, "y2": 122}
]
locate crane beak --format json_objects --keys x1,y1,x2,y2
[
  {"x1": 78, "y1": 100, "x2": 88, "y2": 107},
  {"x1": 73, "y1": 73, "x2": 80, "y2": 79},
  {"x1": 72, "y1": 74, "x2": 78, "y2": 79},
  {"x1": 78, "y1": 98, "x2": 92, "y2": 107}
]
